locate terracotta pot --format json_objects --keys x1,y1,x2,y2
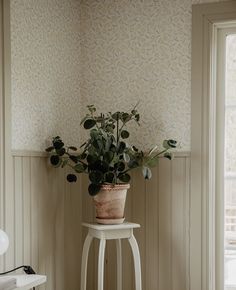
[{"x1": 93, "y1": 183, "x2": 130, "y2": 224}]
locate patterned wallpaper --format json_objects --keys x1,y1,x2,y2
[
  {"x1": 11, "y1": 0, "x2": 82, "y2": 151},
  {"x1": 11, "y1": 0, "x2": 228, "y2": 151}
]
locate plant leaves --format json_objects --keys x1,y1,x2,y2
[
  {"x1": 67, "y1": 174, "x2": 77, "y2": 182},
  {"x1": 68, "y1": 146, "x2": 77, "y2": 151},
  {"x1": 104, "y1": 151, "x2": 114, "y2": 163},
  {"x1": 69, "y1": 155, "x2": 78, "y2": 163},
  {"x1": 89, "y1": 171, "x2": 104, "y2": 183},
  {"x1": 56, "y1": 148, "x2": 66, "y2": 156},
  {"x1": 50, "y1": 155, "x2": 60, "y2": 166},
  {"x1": 164, "y1": 152, "x2": 173, "y2": 160},
  {"x1": 123, "y1": 153, "x2": 130, "y2": 163},
  {"x1": 118, "y1": 173, "x2": 131, "y2": 183},
  {"x1": 84, "y1": 119, "x2": 96, "y2": 129},
  {"x1": 142, "y1": 166, "x2": 152, "y2": 179},
  {"x1": 104, "y1": 172, "x2": 114, "y2": 183},
  {"x1": 45, "y1": 146, "x2": 54, "y2": 152},
  {"x1": 53, "y1": 140, "x2": 64, "y2": 150},
  {"x1": 117, "y1": 141, "x2": 126, "y2": 154},
  {"x1": 121, "y1": 130, "x2": 129, "y2": 139},
  {"x1": 115, "y1": 162, "x2": 125, "y2": 172},
  {"x1": 88, "y1": 183, "x2": 101, "y2": 196},
  {"x1": 74, "y1": 163, "x2": 85, "y2": 173}
]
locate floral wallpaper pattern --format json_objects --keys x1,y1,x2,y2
[{"x1": 11, "y1": 0, "x2": 229, "y2": 151}]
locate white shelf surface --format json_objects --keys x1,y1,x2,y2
[{"x1": 0, "y1": 274, "x2": 46, "y2": 290}]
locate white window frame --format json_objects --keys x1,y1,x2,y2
[{"x1": 191, "y1": 2, "x2": 236, "y2": 290}]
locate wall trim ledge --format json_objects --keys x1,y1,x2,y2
[{"x1": 11, "y1": 150, "x2": 191, "y2": 158}]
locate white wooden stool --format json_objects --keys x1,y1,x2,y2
[{"x1": 81, "y1": 222, "x2": 142, "y2": 290}]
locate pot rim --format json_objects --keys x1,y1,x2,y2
[{"x1": 100, "y1": 183, "x2": 130, "y2": 191}]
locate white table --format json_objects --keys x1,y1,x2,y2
[
  {"x1": 0, "y1": 274, "x2": 46, "y2": 290},
  {"x1": 81, "y1": 222, "x2": 142, "y2": 290}
]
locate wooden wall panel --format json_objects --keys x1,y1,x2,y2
[{"x1": 2, "y1": 152, "x2": 190, "y2": 290}]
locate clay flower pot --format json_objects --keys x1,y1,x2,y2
[{"x1": 93, "y1": 183, "x2": 130, "y2": 224}]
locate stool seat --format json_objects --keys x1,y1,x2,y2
[{"x1": 81, "y1": 222, "x2": 142, "y2": 290}]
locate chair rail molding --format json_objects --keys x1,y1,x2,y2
[{"x1": 191, "y1": 2, "x2": 236, "y2": 290}]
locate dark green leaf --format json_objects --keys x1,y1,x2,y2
[
  {"x1": 121, "y1": 130, "x2": 129, "y2": 139},
  {"x1": 89, "y1": 171, "x2": 104, "y2": 183},
  {"x1": 104, "y1": 151, "x2": 114, "y2": 163},
  {"x1": 84, "y1": 119, "x2": 96, "y2": 129},
  {"x1": 115, "y1": 162, "x2": 125, "y2": 172},
  {"x1": 88, "y1": 183, "x2": 101, "y2": 196},
  {"x1": 118, "y1": 173, "x2": 131, "y2": 183},
  {"x1": 68, "y1": 146, "x2": 77, "y2": 151},
  {"x1": 69, "y1": 155, "x2": 78, "y2": 163},
  {"x1": 50, "y1": 155, "x2": 60, "y2": 166},
  {"x1": 56, "y1": 148, "x2": 66, "y2": 156},
  {"x1": 111, "y1": 112, "x2": 120, "y2": 120},
  {"x1": 164, "y1": 152, "x2": 173, "y2": 160},
  {"x1": 67, "y1": 174, "x2": 77, "y2": 182},
  {"x1": 53, "y1": 140, "x2": 64, "y2": 150},
  {"x1": 74, "y1": 163, "x2": 85, "y2": 173},
  {"x1": 45, "y1": 146, "x2": 54, "y2": 152},
  {"x1": 135, "y1": 114, "x2": 140, "y2": 122},
  {"x1": 104, "y1": 172, "x2": 115, "y2": 183},
  {"x1": 87, "y1": 154, "x2": 97, "y2": 164},
  {"x1": 163, "y1": 139, "x2": 177, "y2": 149},
  {"x1": 117, "y1": 142, "x2": 126, "y2": 154},
  {"x1": 128, "y1": 160, "x2": 139, "y2": 168},
  {"x1": 121, "y1": 113, "x2": 130, "y2": 122}
]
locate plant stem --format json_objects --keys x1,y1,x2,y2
[{"x1": 149, "y1": 149, "x2": 168, "y2": 160}]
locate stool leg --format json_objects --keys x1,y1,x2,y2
[
  {"x1": 116, "y1": 239, "x2": 122, "y2": 290},
  {"x1": 128, "y1": 235, "x2": 142, "y2": 290},
  {"x1": 98, "y1": 238, "x2": 106, "y2": 290},
  {"x1": 81, "y1": 234, "x2": 93, "y2": 290}
]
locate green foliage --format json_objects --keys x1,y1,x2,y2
[{"x1": 46, "y1": 105, "x2": 177, "y2": 196}]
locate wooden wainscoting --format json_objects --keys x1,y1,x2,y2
[{"x1": 3, "y1": 151, "x2": 190, "y2": 290}]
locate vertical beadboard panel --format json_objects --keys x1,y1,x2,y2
[
  {"x1": 145, "y1": 165, "x2": 159, "y2": 290},
  {"x1": 64, "y1": 171, "x2": 82, "y2": 290},
  {"x1": 9, "y1": 153, "x2": 190, "y2": 290},
  {"x1": 14, "y1": 156, "x2": 23, "y2": 267},
  {"x1": 171, "y1": 157, "x2": 187, "y2": 290},
  {"x1": 22, "y1": 157, "x2": 31, "y2": 266},
  {"x1": 158, "y1": 158, "x2": 172, "y2": 290}
]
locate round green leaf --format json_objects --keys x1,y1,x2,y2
[
  {"x1": 45, "y1": 146, "x2": 54, "y2": 152},
  {"x1": 67, "y1": 174, "x2": 77, "y2": 182},
  {"x1": 56, "y1": 148, "x2": 65, "y2": 156},
  {"x1": 118, "y1": 173, "x2": 131, "y2": 183},
  {"x1": 121, "y1": 130, "x2": 129, "y2": 139},
  {"x1": 117, "y1": 141, "x2": 126, "y2": 154},
  {"x1": 104, "y1": 172, "x2": 115, "y2": 183},
  {"x1": 88, "y1": 183, "x2": 101, "y2": 196},
  {"x1": 89, "y1": 171, "x2": 104, "y2": 183},
  {"x1": 53, "y1": 140, "x2": 64, "y2": 150},
  {"x1": 116, "y1": 162, "x2": 125, "y2": 172},
  {"x1": 74, "y1": 163, "x2": 85, "y2": 173},
  {"x1": 84, "y1": 119, "x2": 96, "y2": 129},
  {"x1": 50, "y1": 155, "x2": 60, "y2": 166}
]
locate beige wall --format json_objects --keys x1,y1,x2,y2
[{"x1": 11, "y1": 0, "x2": 229, "y2": 152}]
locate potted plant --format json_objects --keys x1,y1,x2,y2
[{"x1": 46, "y1": 105, "x2": 177, "y2": 224}]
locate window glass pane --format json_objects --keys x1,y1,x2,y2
[{"x1": 225, "y1": 34, "x2": 236, "y2": 290}]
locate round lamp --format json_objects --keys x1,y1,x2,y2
[{"x1": 0, "y1": 229, "x2": 9, "y2": 255}]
